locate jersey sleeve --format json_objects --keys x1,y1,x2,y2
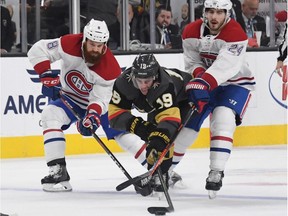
[
  {"x1": 27, "y1": 38, "x2": 62, "y2": 74},
  {"x1": 108, "y1": 76, "x2": 134, "y2": 130},
  {"x1": 182, "y1": 20, "x2": 207, "y2": 77}
]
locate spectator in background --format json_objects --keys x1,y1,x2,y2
[
  {"x1": 242, "y1": 0, "x2": 269, "y2": 47},
  {"x1": 1, "y1": 5, "x2": 14, "y2": 53},
  {"x1": 154, "y1": 5, "x2": 181, "y2": 49},
  {"x1": 83, "y1": 0, "x2": 118, "y2": 27},
  {"x1": 230, "y1": 0, "x2": 245, "y2": 31},
  {"x1": 180, "y1": 3, "x2": 189, "y2": 34},
  {"x1": 194, "y1": 4, "x2": 204, "y2": 20},
  {"x1": 275, "y1": 10, "x2": 288, "y2": 46},
  {"x1": 6, "y1": 4, "x2": 17, "y2": 46},
  {"x1": 108, "y1": 3, "x2": 139, "y2": 49}
]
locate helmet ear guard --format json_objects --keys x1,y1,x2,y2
[{"x1": 82, "y1": 19, "x2": 109, "y2": 44}]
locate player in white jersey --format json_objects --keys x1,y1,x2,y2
[
  {"x1": 174, "y1": 0, "x2": 256, "y2": 198},
  {"x1": 27, "y1": 19, "x2": 128, "y2": 192}
]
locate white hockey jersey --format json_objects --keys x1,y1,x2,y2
[
  {"x1": 182, "y1": 18, "x2": 255, "y2": 91},
  {"x1": 27, "y1": 34, "x2": 121, "y2": 115}
]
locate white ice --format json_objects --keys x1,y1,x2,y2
[{"x1": 1, "y1": 145, "x2": 287, "y2": 216}]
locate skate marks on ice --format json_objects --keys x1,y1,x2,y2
[{"x1": 1, "y1": 145, "x2": 287, "y2": 216}]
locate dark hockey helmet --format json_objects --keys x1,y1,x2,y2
[{"x1": 131, "y1": 54, "x2": 160, "y2": 79}]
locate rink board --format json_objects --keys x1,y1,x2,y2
[
  {"x1": 1, "y1": 125, "x2": 286, "y2": 158},
  {"x1": 0, "y1": 52, "x2": 287, "y2": 158}
]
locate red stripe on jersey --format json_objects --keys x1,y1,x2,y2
[
  {"x1": 135, "y1": 143, "x2": 147, "y2": 159},
  {"x1": 228, "y1": 76, "x2": 255, "y2": 82},
  {"x1": 61, "y1": 90, "x2": 89, "y2": 103},
  {"x1": 240, "y1": 92, "x2": 251, "y2": 119},
  {"x1": 160, "y1": 117, "x2": 181, "y2": 124},
  {"x1": 211, "y1": 136, "x2": 233, "y2": 143},
  {"x1": 108, "y1": 109, "x2": 128, "y2": 120},
  {"x1": 173, "y1": 151, "x2": 184, "y2": 157},
  {"x1": 34, "y1": 60, "x2": 51, "y2": 74},
  {"x1": 200, "y1": 53, "x2": 217, "y2": 60},
  {"x1": 43, "y1": 129, "x2": 62, "y2": 135}
]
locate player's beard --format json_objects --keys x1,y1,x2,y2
[{"x1": 82, "y1": 43, "x2": 103, "y2": 65}]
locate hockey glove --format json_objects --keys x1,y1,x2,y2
[
  {"x1": 77, "y1": 112, "x2": 101, "y2": 136},
  {"x1": 127, "y1": 116, "x2": 157, "y2": 142},
  {"x1": 185, "y1": 78, "x2": 210, "y2": 113},
  {"x1": 42, "y1": 84, "x2": 61, "y2": 101},
  {"x1": 146, "y1": 129, "x2": 173, "y2": 174},
  {"x1": 40, "y1": 70, "x2": 60, "y2": 87}
]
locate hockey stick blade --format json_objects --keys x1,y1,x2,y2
[
  {"x1": 147, "y1": 206, "x2": 174, "y2": 215},
  {"x1": 116, "y1": 171, "x2": 152, "y2": 191},
  {"x1": 147, "y1": 163, "x2": 174, "y2": 215}
]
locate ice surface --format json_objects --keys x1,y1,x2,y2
[{"x1": 1, "y1": 145, "x2": 287, "y2": 216}]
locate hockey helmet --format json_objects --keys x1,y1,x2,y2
[
  {"x1": 131, "y1": 54, "x2": 160, "y2": 79},
  {"x1": 82, "y1": 19, "x2": 109, "y2": 44},
  {"x1": 203, "y1": 0, "x2": 232, "y2": 18}
]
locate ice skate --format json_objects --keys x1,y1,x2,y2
[
  {"x1": 168, "y1": 170, "x2": 186, "y2": 189},
  {"x1": 205, "y1": 170, "x2": 224, "y2": 199},
  {"x1": 41, "y1": 164, "x2": 72, "y2": 192}
]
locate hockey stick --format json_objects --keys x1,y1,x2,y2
[
  {"x1": 58, "y1": 91, "x2": 145, "y2": 193},
  {"x1": 116, "y1": 106, "x2": 197, "y2": 192},
  {"x1": 147, "y1": 152, "x2": 174, "y2": 215}
]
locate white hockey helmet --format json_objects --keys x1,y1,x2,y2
[
  {"x1": 82, "y1": 19, "x2": 109, "y2": 44},
  {"x1": 204, "y1": 0, "x2": 232, "y2": 17}
]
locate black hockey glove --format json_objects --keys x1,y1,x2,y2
[
  {"x1": 126, "y1": 116, "x2": 157, "y2": 142},
  {"x1": 146, "y1": 129, "x2": 173, "y2": 174}
]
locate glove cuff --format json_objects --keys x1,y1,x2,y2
[
  {"x1": 185, "y1": 78, "x2": 210, "y2": 91},
  {"x1": 127, "y1": 116, "x2": 142, "y2": 133}
]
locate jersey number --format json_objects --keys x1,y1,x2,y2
[
  {"x1": 156, "y1": 93, "x2": 173, "y2": 109},
  {"x1": 111, "y1": 90, "x2": 121, "y2": 104}
]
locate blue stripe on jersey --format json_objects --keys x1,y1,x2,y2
[{"x1": 44, "y1": 137, "x2": 66, "y2": 145}]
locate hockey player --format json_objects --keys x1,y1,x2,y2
[
  {"x1": 179, "y1": 0, "x2": 256, "y2": 198},
  {"x1": 275, "y1": 22, "x2": 287, "y2": 74},
  {"x1": 108, "y1": 54, "x2": 192, "y2": 193},
  {"x1": 27, "y1": 19, "x2": 126, "y2": 192}
]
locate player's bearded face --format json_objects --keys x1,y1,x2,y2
[{"x1": 83, "y1": 39, "x2": 106, "y2": 64}]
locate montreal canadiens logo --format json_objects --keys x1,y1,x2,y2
[{"x1": 65, "y1": 70, "x2": 93, "y2": 96}]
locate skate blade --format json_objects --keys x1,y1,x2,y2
[
  {"x1": 208, "y1": 190, "x2": 217, "y2": 199},
  {"x1": 43, "y1": 181, "x2": 72, "y2": 192}
]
